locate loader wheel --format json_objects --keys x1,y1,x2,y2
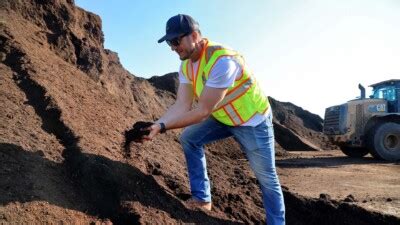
[
  {"x1": 340, "y1": 146, "x2": 369, "y2": 158},
  {"x1": 368, "y1": 122, "x2": 400, "y2": 161}
]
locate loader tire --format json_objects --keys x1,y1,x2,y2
[{"x1": 368, "y1": 122, "x2": 400, "y2": 161}]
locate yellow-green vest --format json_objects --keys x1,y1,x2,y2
[{"x1": 181, "y1": 40, "x2": 270, "y2": 126}]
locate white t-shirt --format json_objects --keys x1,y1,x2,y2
[{"x1": 178, "y1": 56, "x2": 268, "y2": 127}]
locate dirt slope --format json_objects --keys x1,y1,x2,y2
[{"x1": 0, "y1": 0, "x2": 398, "y2": 224}]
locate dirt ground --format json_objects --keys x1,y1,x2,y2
[{"x1": 277, "y1": 150, "x2": 400, "y2": 217}]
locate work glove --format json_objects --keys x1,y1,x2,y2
[{"x1": 123, "y1": 121, "x2": 154, "y2": 151}]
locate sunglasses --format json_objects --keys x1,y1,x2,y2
[{"x1": 167, "y1": 33, "x2": 190, "y2": 47}]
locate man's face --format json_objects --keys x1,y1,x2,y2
[{"x1": 169, "y1": 33, "x2": 195, "y2": 61}]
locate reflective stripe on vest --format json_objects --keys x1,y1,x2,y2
[
  {"x1": 223, "y1": 104, "x2": 244, "y2": 125},
  {"x1": 215, "y1": 78, "x2": 253, "y2": 110}
]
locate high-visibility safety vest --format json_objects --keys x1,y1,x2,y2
[{"x1": 181, "y1": 40, "x2": 270, "y2": 126}]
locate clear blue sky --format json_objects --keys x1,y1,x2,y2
[{"x1": 75, "y1": 0, "x2": 400, "y2": 117}]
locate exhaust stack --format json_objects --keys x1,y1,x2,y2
[{"x1": 358, "y1": 84, "x2": 365, "y2": 99}]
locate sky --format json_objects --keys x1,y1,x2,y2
[{"x1": 75, "y1": 0, "x2": 400, "y2": 117}]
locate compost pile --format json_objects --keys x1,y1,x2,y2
[{"x1": 1, "y1": 0, "x2": 398, "y2": 224}]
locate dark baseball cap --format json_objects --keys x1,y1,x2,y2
[{"x1": 158, "y1": 14, "x2": 199, "y2": 43}]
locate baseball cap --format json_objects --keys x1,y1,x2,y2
[{"x1": 158, "y1": 14, "x2": 199, "y2": 43}]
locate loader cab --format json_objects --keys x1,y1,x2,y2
[{"x1": 370, "y1": 79, "x2": 400, "y2": 113}]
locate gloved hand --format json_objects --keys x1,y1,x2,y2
[{"x1": 123, "y1": 121, "x2": 154, "y2": 151}]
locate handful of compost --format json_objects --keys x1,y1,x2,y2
[{"x1": 123, "y1": 121, "x2": 154, "y2": 151}]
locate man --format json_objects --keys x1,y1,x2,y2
[{"x1": 144, "y1": 14, "x2": 285, "y2": 225}]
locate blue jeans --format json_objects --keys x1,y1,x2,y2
[{"x1": 180, "y1": 111, "x2": 285, "y2": 225}]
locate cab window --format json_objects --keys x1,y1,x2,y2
[{"x1": 373, "y1": 86, "x2": 398, "y2": 101}]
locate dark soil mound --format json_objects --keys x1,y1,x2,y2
[
  {"x1": 0, "y1": 0, "x2": 397, "y2": 224},
  {"x1": 148, "y1": 72, "x2": 179, "y2": 95},
  {"x1": 269, "y1": 97, "x2": 337, "y2": 151}
]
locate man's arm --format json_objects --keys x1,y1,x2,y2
[
  {"x1": 146, "y1": 85, "x2": 228, "y2": 139},
  {"x1": 156, "y1": 83, "x2": 194, "y2": 123}
]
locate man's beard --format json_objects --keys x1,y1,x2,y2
[{"x1": 180, "y1": 47, "x2": 196, "y2": 61}]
